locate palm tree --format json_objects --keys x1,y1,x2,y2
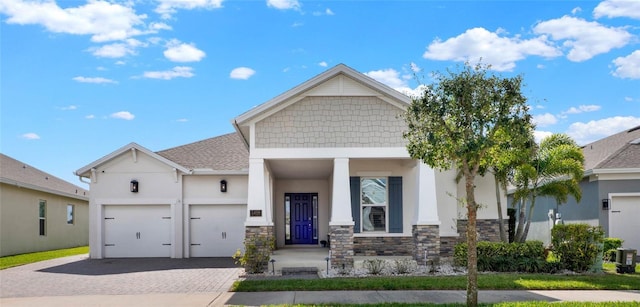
[{"x1": 512, "y1": 133, "x2": 584, "y2": 243}]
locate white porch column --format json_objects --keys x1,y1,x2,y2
[
  {"x1": 246, "y1": 158, "x2": 271, "y2": 226},
  {"x1": 414, "y1": 161, "x2": 441, "y2": 225},
  {"x1": 330, "y1": 158, "x2": 354, "y2": 225}
]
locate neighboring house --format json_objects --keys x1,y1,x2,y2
[
  {"x1": 75, "y1": 64, "x2": 505, "y2": 267},
  {"x1": 0, "y1": 154, "x2": 89, "y2": 257},
  {"x1": 512, "y1": 126, "x2": 640, "y2": 251}
]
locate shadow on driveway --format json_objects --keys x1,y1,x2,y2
[{"x1": 38, "y1": 257, "x2": 240, "y2": 276}]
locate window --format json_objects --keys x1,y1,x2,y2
[
  {"x1": 39, "y1": 200, "x2": 46, "y2": 236},
  {"x1": 67, "y1": 205, "x2": 75, "y2": 225},
  {"x1": 361, "y1": 178, "x2": 387, "y2": 232}
]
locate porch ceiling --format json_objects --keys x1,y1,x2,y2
[{"x1": 268, "y1": 159, "x2": 333, "y2": 180}]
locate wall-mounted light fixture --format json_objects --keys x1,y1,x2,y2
[
  {"x1": 130, "y1": 180, "x2": 139, "y2": 193},
  {"x1": 602, "y1": 198, "x2": 609, "y2": 210},
  {"x1": 220, "y1": 180, "x2": 227, "y2": 193}
]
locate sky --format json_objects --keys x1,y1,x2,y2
[{"x1": 1, "y1": 0, "x2": 639, "y2": 187}]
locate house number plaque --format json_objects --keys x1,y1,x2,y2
[{"x1": 250, "y1": 210, "x2": 262, "y2": 217}]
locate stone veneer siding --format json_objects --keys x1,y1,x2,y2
[
  {"x1": 329, "y1": 225, "x2": 354, "y2": 269},
  {"x1": 353, "y1": 236, "x2": 413, "y2": 256},
  {"x1": 457, "y1": 219, "x2": 504, "y2": 242},
  {"x1": 255, "y1": 96, "x2": 406, "y2": 148},
  {"x1": 439, "y1": 236, "x2": 459, "y2": 259},
  {"x1": 244, "y1": 226, "x2": 275, "y2": 271},
  {"x1": 412, "y1": 225, "x2": 440, "y2": 265}
]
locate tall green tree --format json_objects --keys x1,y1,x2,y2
[
  {"x1": 403, "y1": 62, "x2": 532, "y2": 307},
  {"x1": 512, "y1": 133, "x2": 585, "y2": 243}
]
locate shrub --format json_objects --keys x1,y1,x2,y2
[
  {"x1": 393, "y1": 259, "x2": 416, "y2": 274},
  {"x1": 232, "y1": 235, "x2": 275, "y2": 274},
  {"x1": 363, "y1": 259, "x2": 386, "y2": 275},
  {"x1": 551, "y1": 224, "x2": 604, "y2": 273},
  {"x1": 454, "y1": 241, "x2": 546, "y2": 272},
  {"x1": 603, "y1": 238, "x2": 623, "y2": 261}
]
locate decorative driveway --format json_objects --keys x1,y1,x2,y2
[{"x1": 1, "y1": 254, "x2": 243, "y2": 298}]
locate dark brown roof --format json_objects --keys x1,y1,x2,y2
[
  {"x1": 0, "y1": 154, "x2": 89, "y2": 200},
  {"x1": 582, "y1": 126, "x2": 640, "y2": 170},
  {"x1": 156, "y1": 133, "x2": 249, "y2": 171}
]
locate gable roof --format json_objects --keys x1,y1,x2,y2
[
  {"x1": 1, "y1": 153, "x2": 89, "y2": 201},
  {"x1": 582, "y1": 125, "x2": 640, "y2": 170},
  {"x1": 232, "y1": 63, "x2": 411, "y2": 148},
  {"x1": 156, "y1": 133, "x2": 248, "y2": 172},
  {"x1": 75, "y1": 142, "x2": 191, "y2": 178}
]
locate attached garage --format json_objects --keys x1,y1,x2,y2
[
  {"x1": 189, "y1": 204, "x2": 246, "y2": 257},
  {"x1": 103, "y1": 205, "x2": 172, "y2": 258},
  {"x1": 609, "y1": 195, "x2": 640, "y2": 252}
]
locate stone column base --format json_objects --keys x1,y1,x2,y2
[
  {"x1": 329, "y1": 225, "x2": 354, "y2": 270},
  {"x1": 413, "y1": 224, "x2": 440, "y2": 265},
  {"x1": 243, "y1": 226, "x2": 275, "y2": 272}
]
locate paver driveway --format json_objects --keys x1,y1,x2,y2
[{"x1": 1, "y1": 254, "x2": 243, "y2": 298}]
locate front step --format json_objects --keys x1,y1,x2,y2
[{"x1": 281, "y1": 267, "x2": 318, "y2": 276}]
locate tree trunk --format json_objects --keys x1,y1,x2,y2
[
  {"x1": 514, "y1": 198, "x2": 526, "y2": 243},
  {"x1": 494, "y1": 175, "x2": 507, "y2": 243},
  {"x1": 522, "y1": 195, "x2": 537, "y2": 242},
  {"x1": 465, "y1": 172, "x2": 478, "y2": 307}
]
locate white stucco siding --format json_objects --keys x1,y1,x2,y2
[
  {"x1": 255, "y1": 96, "x2": 406, "y2": 148},
  {"x1": 435, "y1": 169, "x2": 460, "y2": 237},
  {"x1": 183, "y1": 175, "x2": 248, "y2": 204},
  {"x1": 454, "y1": 172, "x2": 505, "y2": 220}
]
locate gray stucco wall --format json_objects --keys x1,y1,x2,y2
[
  {"x1": 598, "y1": 179, "x2": 640, "y2": 237},
  {"x1": 255, "y1": 96, "x2": 406, "y2": 148}
]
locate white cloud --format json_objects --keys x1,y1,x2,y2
[
  {"x1": 155, "y1": 0, "x2": 224, "y2": 19},
  {"x1": 85, "y1": 114, "x2": 95, "y2": 119},
  {"x1": 143, "y1": 66, "x2": 195, "y2": 80},
  {"x1": 59, "y1": 105, "x2": 78, "y2": 111},
  {"x1": 612, "y1": 50, "x2": 640, "y2": 79},
  {"x1": 571, "y1": 7, "x2": 582, "y2": 15},
  {"x1": 0, "y1": 0, "x2": 146, "y2": 42},
  {"x1": 624, "y1": 97, "x2": 634, "y2": 102},
  {"x1": 536, "y1": 64, "x2": 546, "y2": 69},
  {"x1": 230, "y1": 67, "x2": 256, "y2": 80},
  {"x1": 318, "y1": 61, "x2": 328, "y2": 67},
  {"x1": 110, "y1": 111, "x2": 135, "y2": 120},
  {"x1": 150, "y1": 22, "x2": 172, "y2": 31},
  {"x1": 325, "y1": 8, "x2": 334, "y2": 15},
  {"x1": 176, "y1": 118, "x2": 188, "y2": 122},
  {"x1": 594, "y1": 0, "x2": 640, "y2": 19},
  {"x1": 164, "y1": 40, "x2": 206, "y2": 62},
  {"x1": 423, "y1": 27, "x2": 561, "y2": 71},
  {"x1": 365, "y1": 68, "x2": 407, "y2": 89},
  {"x1": 90, "y1": 39, "x2": 144, "y2": 58},
  {"x1": 72, "y1": 76, "x2": 117, "y2": 84},
  {"x1": 564, "y1": 104, "x2": 601, "y2": 114},
  {"x1": 313, "y1": 8, "x2": 334, "y2": 16},
  {"x1": 410, "y1": 62, "x2": 420, "y2": 73},
  {"x1": 533, "y1": 130, "x2": 553, "y2": 143},
  {"x1": 532, "y1": 113, "x2": 558, "y2": 127},
  {"x1": 567, "y1": 116, "x2": 640, "y2": 145},
  {"x1": 267, "y1": 0, "x2": 300, "y2": 10},
  {"x1": 21, "y1": 132, "x2": 40, "y2": 140},
  {"x1": 533, "y1": 16, "x2": 632, "y2": 62},
  {"x1": 115, "y1": 60, "x2": 126, "y2": 65}
]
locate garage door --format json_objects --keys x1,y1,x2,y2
[
  {"x1": 609, "y1": 196, "x2": 640, "y2": 252},
  {"x1": 104, "y1": 205, "x2": 171, "y2": 258},
  {"x1": 189, "y1": 204, "x2": 246, "y2": 257}
]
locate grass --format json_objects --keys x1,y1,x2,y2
[
  {"x1": 268, "y1": 304, "x2": 639, "y2": 307},
  {"x1": 0, "y1": 246, "x2": 89, "y2": 270},
  {"x1": 232, "y1": 266, "x2": 640, "y2": 292}
]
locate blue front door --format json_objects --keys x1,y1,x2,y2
[{"x1": 290, "y1": 193, "x2": 314, "y2": 244}]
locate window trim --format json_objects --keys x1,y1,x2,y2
[
  {"x1": 360, "y1": 177, "x2": 388, "y2": 233},
  {"x1": 67, "y1": 204, "x2": 75, "y2": 225}
]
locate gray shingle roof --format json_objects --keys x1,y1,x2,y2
[
  {"x1": 156, "y1": 133, "x2": 249, "y2": 171},
  {"x1": 582, "y1": 126, "x2": 640, "y2": 170},
  {"x1": 0, "y1": 154, "x2": 89, "y2": 200}
]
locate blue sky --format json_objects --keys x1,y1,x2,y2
[{"x1": 1, "y1": 0, "x2": 639, "y2": 187}]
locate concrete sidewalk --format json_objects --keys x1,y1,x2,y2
[
  {"x1": 4, "y1": 290, "x2": 638, "y2": 306},
  {"x1": 222, "y1": 290, "x2": 640, "y2": 306}
]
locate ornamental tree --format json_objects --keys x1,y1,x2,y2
[{"x1": 403, "y1": 62, "x2": 533, "y2": 307}]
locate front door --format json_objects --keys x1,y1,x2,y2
[{"x1": 286, "y1": 193, "x2": 318, "y2": 245}]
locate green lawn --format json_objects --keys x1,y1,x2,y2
[
  {"x1": 233, "y1": 266, "x2": 640, "y2": 292},
  {"x1": 0, "y1": 246, "x2": 89, "y2": 270}
]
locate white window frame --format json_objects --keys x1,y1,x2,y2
[{"x1": 360, "y1": 177, "x2": 388, "y2": 233}]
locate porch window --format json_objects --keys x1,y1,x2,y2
[{"x1": 361, "y1": 178, "x2": 387, "y2": 232}]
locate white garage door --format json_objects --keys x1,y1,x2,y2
[
  {"x1": 189, "y1": 205, "x2": 246, "y2": 257},
  {"x1": 609, "y1": 196, "x2": 640, "y2": 252},
  {"x1": 104, "y1": 205, "x2": 172, "y2": 258}
]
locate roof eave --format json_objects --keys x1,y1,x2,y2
[{"x1": 0, "y1": 178, "x2": 89, "y2": 201}]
